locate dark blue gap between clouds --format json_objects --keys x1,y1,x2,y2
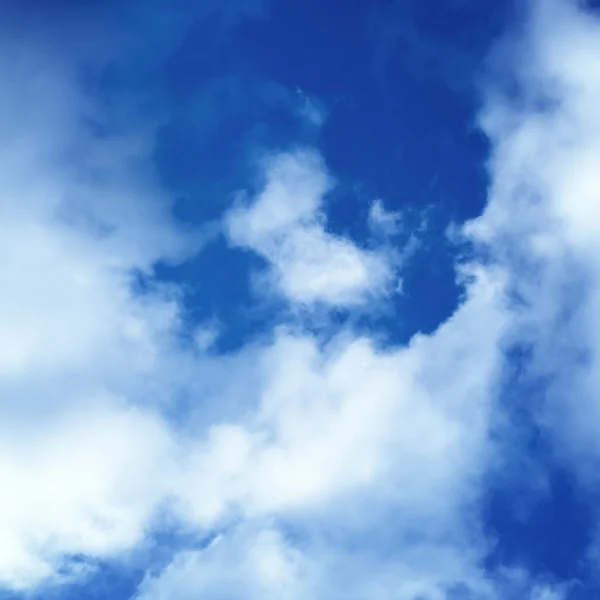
[
  {"x1": 483, "y1": 343, "x2": 597, "y2": 596},
  {"x1": 1, "y1": 0, "x2": 503, "y2": 349},
  {"x1": 153, "y1": 0, "x2": 511, "y2": 350}
]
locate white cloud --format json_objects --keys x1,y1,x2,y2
[
  {"x1": 467, "y1": 0, "x2": 600, "y2": 481},
  {"x1": 0, "y1": 47, "x2": 193, "y2": 588},
  {"x1": 225, "y1": 151, "x2": 396, "y2": 308},
  {"x1": 135, "y1": 526, "x2": 312, "y2": 600},
  {"x1": 0, "y1": 406, "x2": 175, "y2": 589},
  {"x1": 0, "y1": 51, "x2": 510, "y2": 597},
  {"x1": 139, "y1": 226, "x2": 512, "y2": 600},
  {"x1": 0, "y1": 47, "x2": 523, "y2": 600},
  {"x1": 136, "y1": 524, "x2": 493, "y2": 600},
  {"x1": 138, "y1": 1, "x2": 600, "y2": 597},
  {"x1": 6, "y1": 1, "x2": 600, "y2": 598},
  {"x1": 173, "y1": 280, "x2": 506, "y2": 522}
]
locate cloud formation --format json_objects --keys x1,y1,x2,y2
[
  {"x1": 2, "y1": 1, "x2": 600, "y2": 599},
  {"x1": 226, "y1": 151, "x2": 396, "y2": 308},
  {"x1": 0, "y1": 50, "x2": 506, "y2": 596},
  {"x1": 0, "y1": 42, "x2": 193, "y2": 588},
  {"x1": 469, "y1": 0, "x2": 600, "y2": 478}
]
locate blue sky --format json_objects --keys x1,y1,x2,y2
[{"x1": 1, "y1": 0, "x2": 600, "y2": 599}]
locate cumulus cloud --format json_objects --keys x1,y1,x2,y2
[
  {"x1": 140, "y1": 0, "x2": 600, "y2": 597},
  {"x1": 468, "y1": 0, "x2": 600, "y2": 479},
  {"x1": 0, "y1": 41, "x2": 194, "y2": 588},
  {"x1": 5, "y1": 0, "x2": 600, "y2": 599},
  {"x1": 0, "y1": 407, "x2": 175, "y2": 588},
  {"x1": 135, "y1": 526, "x2": 312, "y2": 600},
  {"x1": 0, "y1": 49, "x2": 508, "y2": 598},
  {"x1": 225, "y1": 151, "x2": 396, "y2": 308}
]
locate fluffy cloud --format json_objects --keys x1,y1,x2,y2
[
  {"x1": 4, "y1": 1, "x2": 600, "y2": 599},
  {"x1": 135, "y1": 527, "x2": 312, "y2": 600},
  {"x1": 468, "y1": 0, "x2": 600, "y2": 477},
  {"x1": 140, "y1": 0, "x2": 600, "y2": 598},
  {"x1": 0, "y1": 407, "x2": 175, "y2": 588},
  {"x1": 225, "y1": 151, "x2": 396, "y2": 308},
  {"x1": 0, "y1": 45, "x2": 192, "y2": 588},
  {"x1": 0, "y1": 50, "x2": 507, "y2": 597}
]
